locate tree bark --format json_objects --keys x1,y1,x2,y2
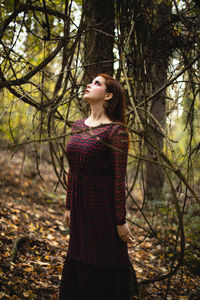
[
  {"x1": 84, "y1": 0, "x2": 115, "y2": 83},
  {"x1": 145, "y1": 62, "x2": 167, "y2": 199},
  {"x1": 118, "y1": 0, "x2": 172, "y2": 199},
  {"x1": 144, "y1": 2, "x2": 171, "y2": 199}
]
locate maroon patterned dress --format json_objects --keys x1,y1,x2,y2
[{"x1": 59, "y1": 118, "x2": 138, "y2": 300}]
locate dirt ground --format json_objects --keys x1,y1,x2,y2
[{"x1": 0, "y1": 148, "x2": 200, "y2": 299}]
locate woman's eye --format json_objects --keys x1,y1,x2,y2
[{"x1": 94, "y1": 80, "x2": 101, "y2": 86}]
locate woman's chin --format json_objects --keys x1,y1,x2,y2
[
  {"x1": 83, "y1": 94, "x2": 90, "y2": 101},
  {"x1": 83, "y1": 94, "x2": 94, "y2": 103}
]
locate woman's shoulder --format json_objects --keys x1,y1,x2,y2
[
  {"x1": 71, "y1": 118, "x2": 85, "y2": 129},
  {"x1": 110, "y1": 122, "x2": 128, "y2": 136}
]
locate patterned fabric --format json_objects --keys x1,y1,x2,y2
[
  {"x1": 65, "y1": 118, "x2": 129, "y2": 266},
  {"x1": 59, "y1": 118, "x2": 138, "y2": 299},
  {"x1": 59, "y1": 256, "x2": 138, "y2": 300}
]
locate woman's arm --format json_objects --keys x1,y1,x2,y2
[
  {"x1": 110, "y1": 125, "x2": 134, "y2": 243},
  {"x1": 110, "y1": 125, "x2": 128, "y2": 225}
]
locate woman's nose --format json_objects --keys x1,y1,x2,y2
[{"x1": 87, "y1": 83, "x2": 91, "y2": 88}]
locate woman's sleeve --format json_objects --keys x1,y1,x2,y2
[{"x1": 110, "y1": 125, "x2": 128, "y2": 225}]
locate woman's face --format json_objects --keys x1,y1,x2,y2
[{"x1": 83, "y1": 76, "x2": 110, "y2": 103}]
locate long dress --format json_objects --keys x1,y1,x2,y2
[{"x1": 59, "y1": 118, "x2": 138, "y2": 300}]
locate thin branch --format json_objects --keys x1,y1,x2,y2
[{"x1": 0, "y1": 41, "x2": 64, "y2": 88}]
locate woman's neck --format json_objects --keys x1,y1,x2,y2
[
  {"x1": 89, "y1": 111, "x2": 105, "y2": 122},
  {"x1": 86, "y1": 109, "x2": 112, "y2": 126},
  {"x1": 88, "y1": 103, "x2": 107, "y2": 122}
]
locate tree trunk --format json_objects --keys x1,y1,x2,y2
[
  {"x1": 144, "y1": 2, "x2": 171, "y2": 200},
  {"x1": 145, "y1": 62, "x2": 167, "y2": 200},
  {"x1": 118, "y1": 0, "x2": 172, "y2": 200},
  {"x1": 84, "y1": 0, "x2": 115, "y2": 83}
]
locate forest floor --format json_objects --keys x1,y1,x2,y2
[{"x1": 0, "y1": 147, "x2": 200, "y2": 300}]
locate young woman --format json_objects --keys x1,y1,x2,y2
[{"x1": 59, "y1": 74, "x2": 138, "y2": 300}]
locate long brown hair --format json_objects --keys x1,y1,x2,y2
[{"x1": 96, "y1": 73, "x2": 127, "y2": 125}]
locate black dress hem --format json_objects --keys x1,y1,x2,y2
[{"x1": 59, "y1": 255, "x2": 138, "y2": 300}]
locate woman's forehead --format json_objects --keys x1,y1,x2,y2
[{"x1": 92, "y1": 76, "x2": 106, "y2": 85}]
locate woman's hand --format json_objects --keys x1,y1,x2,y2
[
  {"x1": 117, "y1": 223, "x2": 134, "y2": 244},
  {"x1": 63, "y1": 209, "x2": 70, "y2": 228}
]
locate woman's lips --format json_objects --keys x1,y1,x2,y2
[{"x1": 85, "y1": 89, "x2": 89, "y2": 93}]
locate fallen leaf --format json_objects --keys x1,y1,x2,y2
[{"x1": 0, "y1": 292, "x2": 6, "y2": 299}]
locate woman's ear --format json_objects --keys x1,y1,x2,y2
[{"x1": 105, "y1": 93, "x2": 113, "y2": 101}]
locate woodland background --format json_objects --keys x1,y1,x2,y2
[{"x1": 0, "y1": 0, "x2": 200, "y2": 299}]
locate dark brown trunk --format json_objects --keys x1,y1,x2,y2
[
  {"x1": 84, "y1": 0, "x2": 115, "y2": 83},
  {"x1": 118, "y1": 0, "x2": 172, "y2": 200},
  {"x1": 145, "y1": 62, "x2": 167, "y2": 199},
  {"x1": 144, "y1": 2, "x2": 171, "y2": 200}
]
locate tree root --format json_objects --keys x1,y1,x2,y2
[{"x1": 10, "y1": 235, "x2": 31, "y2": 262}]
